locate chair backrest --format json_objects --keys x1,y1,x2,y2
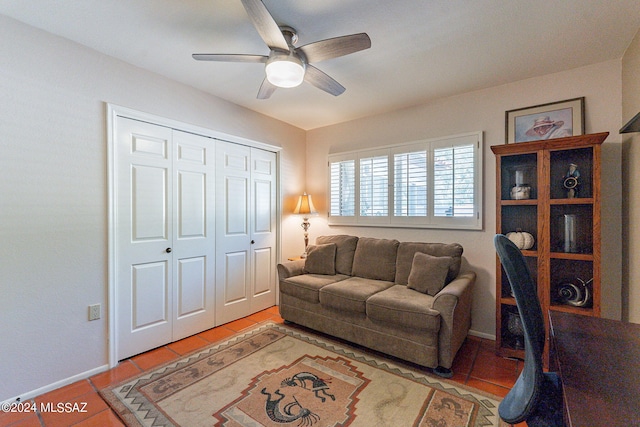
[{"x1": 494, "y1": 234, "x2": 545, "y2": 420}]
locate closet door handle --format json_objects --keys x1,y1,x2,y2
[
  {"x1": 166, "y1": 248, "x2": 172, "y2": 253},
  {"x1": 251, "y1": 240, "x2": 255, "y2": 244}
]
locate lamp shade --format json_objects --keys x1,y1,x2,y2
[
  {"x1": 265, "y1": 56, "x2": 305, "y2": 88},
  {"x1": 293, "y1": 192, "x2": 317, "y2": 215}
]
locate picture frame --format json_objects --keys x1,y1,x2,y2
[{"x1": 505, "y1": 97, "x2": 585, "y2": 144}]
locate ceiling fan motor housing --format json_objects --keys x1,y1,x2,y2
[{"x1": 265, "y1": 50, "x2": 305, "y2": 88}]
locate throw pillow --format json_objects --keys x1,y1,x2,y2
[
  {"x1": 407, "y1": 252, "x2": 452, "y2": 296},
  {"x1": 303, "y1": 243, "x2": 337, "y2": 275}
]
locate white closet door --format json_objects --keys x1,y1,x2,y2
[
  {"x1": 171, "y1": 130, "x2": 216, "y2": 341},
  {"x1": 215, "y1": 141, "x2": 252, "y2": 324},
  {"x1": 115, "y1": 119, "x2": 216, "y2": 360},
  {"x1": 116, "y1": 118, "x2": 174, "y2": 359},
  {"x1": 215, "y1": 143, "x2": 277, "y2": 324},
  {"x1": 249, "y1": 148, "x2": 277, "y2": 312}
]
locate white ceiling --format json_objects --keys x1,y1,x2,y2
[{"x1": 1, "y1": 0, "x2": 639, "y2": 130}]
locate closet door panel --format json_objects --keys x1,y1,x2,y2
[
  {"x1": 116, "y1": 118, "x2": 173, "y2": 360},
  {"x1": 177, "y1": 171, "x2": 205, "y2": 238},
  {"x1": 253, "y1": 247, "x2": 273, "y2": 296},
  {"x1": 249, "y1": 148, "x2": 277, "y2": 311},
  {"x1": 131, "y1": 261, "x2": 169, "y2": 330},
  {"x1": 176, "y1": 256, "x2": 206, "y2": 317},
  {"x1": 132, "y1": 165, "x2": 169, "y2": 240},
  {"x1": 171, "y1": 130, "x2": 216, "y2": 340},
  {"x1": 225, "y1": 176, "x2": 249, "y2": 235},
  {"x1": 224, "y1": 251, "x2": 249, "y2": 302},
  {"x1": 215, "y1": 141, "x2": 252, "y2": 324}
]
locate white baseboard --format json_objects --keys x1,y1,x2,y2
[
  {"x1": 468, "y1": 329, "x2": 496, "y2": 340},
  {"x1": 2, "y1": 364, "x2": 110, "y2": 405}
]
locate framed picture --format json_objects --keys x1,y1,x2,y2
[{"x1": 505, "y1": 97, "x2": 584, "y2": 143}]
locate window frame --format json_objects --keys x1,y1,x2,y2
[
  {"x1": 327, "y1": 131, "x2": 483, "y2": 230},
  {"x1": 357, "y1": 148, "x2": 390, "y2": 225}
]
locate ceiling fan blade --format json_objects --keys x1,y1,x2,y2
[
  {"x1": 257, "y1": 78, "x2": 277, "y2": 99},
  {"x1": 304, "y1": 65, "x2": 346, "y2": 96},
  {"x1": 240, "y1": 0, "x2": 289, "y2": 51},
  {"x1": 298, "y1": 33, "x2": 371, "y2": 63},
  {"x1": 192, "y1": 54, "x2": 268, "y2": 63}
]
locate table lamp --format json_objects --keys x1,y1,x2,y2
[{"x1": 293, "y1": 192, "x2": 318, "y2": 258}]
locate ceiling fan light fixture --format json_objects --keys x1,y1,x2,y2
[{"x1": 265, "y1": 54, "x2": 305, "y2": 88}]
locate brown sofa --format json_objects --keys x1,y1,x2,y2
[{"x1": 277, "y1": 235, "x2": 475, "y2": 377}]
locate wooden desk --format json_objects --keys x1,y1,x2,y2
[{"x1": 549, "y1": 311, "x2": 640, "y2": 427}]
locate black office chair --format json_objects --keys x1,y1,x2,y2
[{"x1": 494, "y1": 234, "x2": 563, "y2": 427}]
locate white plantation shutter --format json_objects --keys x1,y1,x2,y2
[
  {"x1": 359, "y1": 154, "x2": 388, "y2": 217},
  {"x1": 394, "y1": 150, "x2": 427, "y2": 217},
  {"x1": 329, "y1": 158, "x2": 355, "y2": 219},
  {"x1": 433, "y1": 144, "x2": 475, "y2": 217},
  {"x1": 328, "y1": 132, "x2": 482, "y2": 229}
]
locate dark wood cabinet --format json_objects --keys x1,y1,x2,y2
[{"x1": 491, "y1": 132, "x2": 607, "y2": 364}]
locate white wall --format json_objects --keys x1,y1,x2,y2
[
  {"x1": 622, "y1": 28, "x2": 640, "y2": 323},
  {"x1": 0, "y1": 15, "x2": 306, "y2": 401},
  {"x1": 306, "y1": 60, "x2": 624, "y2": 337}
]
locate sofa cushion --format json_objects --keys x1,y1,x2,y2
[
  {"x1": 407, "y1": 252, "x2": 452, "y2": 295},
  {"x1": 280, "y1": 274, "x2": 350, "y2": 303},
  {"x1": 319, "y1": 277, "x2": 395, "y2": 313},
  {"x1": 303, "y1": 243, "x2": 336, "y2": 275},
  {"x1": 351, "y1": 237, "x2": 400, "y2": 281},
  {"x1": 316, "y1": 235, "x2": 359, "y2": 275},
  {"x1": 366, "y1": 285, "x2": 441, "y2": 331},
  {"x1": 395, "y1": 242, "x2": 463, "y2": 285}
]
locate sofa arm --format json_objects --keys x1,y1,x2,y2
[
  {"x1": 432, "y1": 271, "x2": 476, "y2": 369},
  {"x1": 277, "y1": 259, "x2": 306, "y2": 280}
]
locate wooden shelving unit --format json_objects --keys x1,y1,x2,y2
[{"x1": 491, "y1": 132, "x2": 607, "y2": 364}]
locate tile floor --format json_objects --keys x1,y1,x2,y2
[{"x1": 1, "y1": 306, "x2": 526, "y2": 427}]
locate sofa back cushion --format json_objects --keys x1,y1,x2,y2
[
  {"x1": 395, "y1": 242, "x2": 463, "y2": 285},
  {"x1": 316, "y1": 235, "x2": 359, "y2": 275},
  {"x1": 351, "y1": 237, "x2": 400, "y2": 281}
]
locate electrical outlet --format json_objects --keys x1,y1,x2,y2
[{"x1": 89, "y1": 304, "x2": 101, "y2": 321}]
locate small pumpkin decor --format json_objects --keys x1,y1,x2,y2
[{"x1": 506, "y1": 229, "x2": 535, "y2": 250}]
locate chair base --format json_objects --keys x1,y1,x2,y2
[
  {"x1": 433, "y1": 366, "x2": 453, "y2": 378},
  {"x1": 499, "y1": 372, "x2": 563, "y2": 426}
]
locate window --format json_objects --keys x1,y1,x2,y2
[
  {"x1": 433, "y1": 142, "x2": 475, "y2": 217},
  {"x1": 394, "y1": 148, "x2": 427, "y2": 217},
  {"x1": 329, "y1": 156, "x2": 355, "y2": 218},
  {"x1": 359, "y1": 153, "x2": 388, "y2": 217},
  {"x1": 328, "y1": 132, "x2": 482, "y2": 229}
]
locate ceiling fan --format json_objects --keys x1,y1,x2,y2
[{"x1": 193, "y1": 0, "x2": 371, "y2": 99}]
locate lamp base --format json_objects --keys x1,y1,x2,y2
[{"x1": 300, "y1": 217, "x2": 310, "y2": 259}]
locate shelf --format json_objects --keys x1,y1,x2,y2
[
  {"x1": 492, "y1": 132, "x2": 606, "y2": 368},
  {"x1": 550, "y1": 252, "x2": 593, "y2": 261},
  {"x1": 500, "y1": 199, "x2": 538, "y2": 205},
  {"x1": 549, "y1": 304, "x2": 596, "y2": 316},
  {"x1": 499, "y1": 297, "x2": 517, "y2": 306},
  {"x1": 549, "y1": 198, "x2": 594, "y2": 205}
]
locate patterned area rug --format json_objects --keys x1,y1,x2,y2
[{"x1": 102, "y1": 322, "x2": 508, "y2": 426}]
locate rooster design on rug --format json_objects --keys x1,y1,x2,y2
[
  {"x1": 281, "y1": 372, "x2": 335, "y2": 402},
  {"x1": 260, "y1": 388, "x2": 320, "y2": 426}
]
